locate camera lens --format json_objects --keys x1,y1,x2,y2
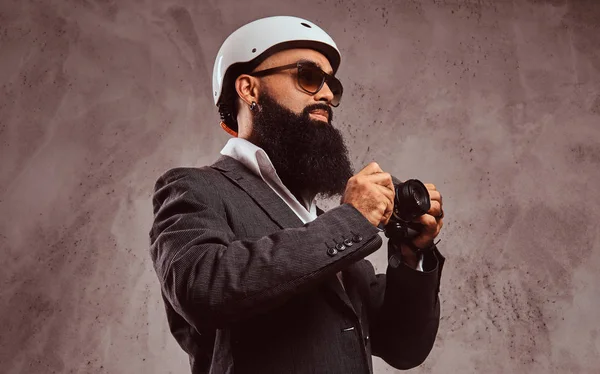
[{"x1": 393, "y1": 179, "x2": 431, "y2": 222}]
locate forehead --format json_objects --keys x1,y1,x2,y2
[{"x1": 258, "y1": 48, "x2": 334, "y2": 75}]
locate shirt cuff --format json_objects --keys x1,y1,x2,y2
[{"x1": 416, "y1": 254, "x2": 424, "y2": 272}]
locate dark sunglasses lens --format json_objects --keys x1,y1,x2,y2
[
  {"x1": 298, "y1": 64, "x2": 343, "y2": 106},
  {"x1": 298, "y1": 66, "x2": 324, "y2": 93},
  {"x1": 327, "y1": 77, "x2": 343, "y2": 106}
]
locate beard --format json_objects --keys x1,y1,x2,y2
[{"x1": 248, "y1": 91, "x2": 354, "y2": 200}]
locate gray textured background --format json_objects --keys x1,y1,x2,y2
[{"x1": 1, "y1": 0, "x2": 599, "y2": 373}]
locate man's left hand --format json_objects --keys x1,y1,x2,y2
[{"x1": 400, "y1": 183, "x2": 444, "y2": 268}]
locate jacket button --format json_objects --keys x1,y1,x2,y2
[
  {"x1": 352, "y1": 234, "x2": 363, "y2": 243},
  {"x1": 335, "y1": 243, "x2": 346, "y2": 251},
  {"x1": 364, "y1": 335, "x2": 370, "y2": 345},
  {"x1": 343, "y1": 238, "x2": 353, "y2": 247},
  {"x1": 327, "y1": 247, "x2": 338, "y2": 256}
]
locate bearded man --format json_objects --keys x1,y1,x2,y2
[{"x1": 149, "y1": 16, "x2": 446, "y2": 374}]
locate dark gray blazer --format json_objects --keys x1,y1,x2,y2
[{"x1": 149, "y1": 155, "x2": 445, "y2": 374}]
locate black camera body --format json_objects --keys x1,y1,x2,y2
[{"x1": 384, "y1": 177, "x2": 431, "y2": 242}]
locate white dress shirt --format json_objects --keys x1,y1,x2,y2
[{"x1": 220, "y1": 137, "x2": 424, "y2": 271}]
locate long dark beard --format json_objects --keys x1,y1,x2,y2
[{"x1": 249, "y1": 92, "x2": 354, "y2": 199}]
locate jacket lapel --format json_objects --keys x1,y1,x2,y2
[{"x1": 211, "y1": 155, "x2": 304, "y2": 229}]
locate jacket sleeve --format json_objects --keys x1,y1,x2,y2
[
  {"x1": 149, "y1": 168, "x2": 382, "y2": 331},
  {"x1": 366, "y1": 240, "x2": 445, "y2": 369}
]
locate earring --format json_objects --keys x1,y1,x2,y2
[{"x1": 250, "y1": 101, "x2": 257, "y2": 111}]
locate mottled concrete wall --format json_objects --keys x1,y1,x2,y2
[{"x1": 1, "y1": 0, "x2": 598, "y2": 373}]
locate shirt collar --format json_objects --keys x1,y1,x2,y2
[{"x1": 220, "y1": 137, "x2": 317, "y2": 212}]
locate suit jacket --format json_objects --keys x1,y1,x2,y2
[{"x1": 149, "y1": 155, "x2": 445, "y2": 374}]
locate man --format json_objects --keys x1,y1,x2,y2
[{"x1": 149, "y1": 16, "x2": 445, "y2": 374}]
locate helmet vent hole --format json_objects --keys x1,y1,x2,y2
[
  {"x1": 252, "y1": 48, "x2": 257, "y2": 53},
  {"x1": 301, "y1": 22, "x2": 312, "y2": 28}
]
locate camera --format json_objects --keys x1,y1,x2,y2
[{"x1": 383, "y1": 177, "x2": 431, "y2": 241}]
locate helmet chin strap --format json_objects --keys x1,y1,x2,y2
[
  {"x1": 220, "y1": 100, "x2": 257, "y2": 137},
  {"x1": 220, "y1": 121, "x2": 238, "y2": 137}
]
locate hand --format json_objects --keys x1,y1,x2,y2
[
  {"x1": 341, "y1": 162, "x2": 395, "y2": 227},
  {"x1": 409, "y1": 183, "x2": 444, "y2": 249},
  {"x1": 397, "y1": 184, "x2": 444, "y2": 269}
]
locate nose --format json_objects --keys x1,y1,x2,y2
[{"x1": 314, "y1": 81, "x2": 334, "y2": 105}]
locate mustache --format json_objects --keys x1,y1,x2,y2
[{"x1": 303, "y1": 103, "x2": 333, "y2": 122}]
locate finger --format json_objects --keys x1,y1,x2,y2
[
  {"x1": 428, "y1": 190, "x2": 442, "y2": 203},
  {"x1": 381, "y1": 210, "x2": 393, "y2": 226},
  {"x1": 375, "y1": 183, "x2": 395, "y2": 205},
  {"x1": 414, "y1": 213, "x2": 438, "y2": 232},
  {"x1": 427, "y1": 200, "x2": 442, "y2": 217},
  {"x1": 364, "y1": 172, "x2": 394, "y2": 189},
  {"x1": 411, "y1": 214, "x2": 442, "y2": 248},
  {"x1": 358, "y1": 162, "x2": 384, "y2": 175},
  {"x1": 381, "y1": 194, "x2": 395, "y2": 223},
  {"x1": 425, "y1": 183, "x2": 436, "y2": 191}
]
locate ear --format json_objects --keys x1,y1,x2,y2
[{"x1": 235, "y1": 74, "x2": 260, "y2": 107}]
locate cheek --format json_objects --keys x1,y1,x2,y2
[
  {"x1": 288, "y1": 98, "x2": 308, "y2": 115},
  {"x1": 291, "y1": 90, "x2": 313, "y2": 113},
  {"x1": 280, "y1": 94, "x2": 307, "y2": 115},
  {"x1": 267, "y1": 79, "x2": 309, "y2": 114}
]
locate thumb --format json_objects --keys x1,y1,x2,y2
[{"x1": 381, "y1": 206, "x2": 393, "y2": 225}]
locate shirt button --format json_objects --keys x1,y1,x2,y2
[
  {"x1": 343, "y1": 238, "x2": 353, "y2": 247},
  {"x1": 335, "y1": 243, "x2": 346, "y2": 251},
  {"x1": 352, "y1": 234, "x2": 363, "y2": 243},
  {"x1": 327, "y1": 247, "x2": 338, "y2": 256}
]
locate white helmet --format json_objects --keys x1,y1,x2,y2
[{"x1": 212, "y1": 16, "x2": 341, "y2": 123}]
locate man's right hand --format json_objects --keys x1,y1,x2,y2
[{"x1": 341, "y1": 162, "x2": 395, "y2": 227}]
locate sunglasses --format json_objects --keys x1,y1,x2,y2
[{"x1": 249, "y1": 60, "x2": 343, "y2": 107}]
